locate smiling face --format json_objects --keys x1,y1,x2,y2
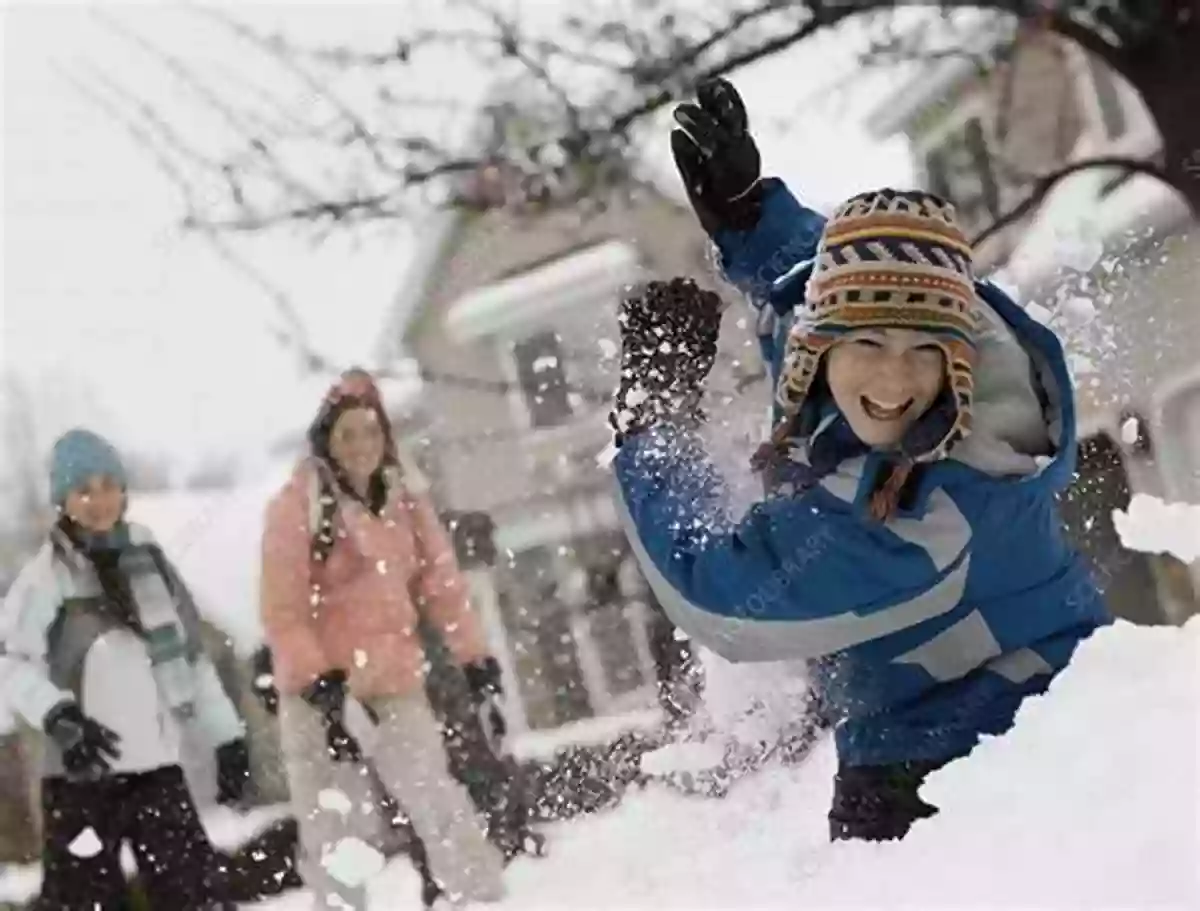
[
  {"x1": 63, "y1": 474, "x2": 125, "y2": 534},
  {"x1": 824, "y1": 327, "x2": 947, "y2": 448},
  {"x1": 329, "y1": 406, "x2": 386, "y2": 489}
]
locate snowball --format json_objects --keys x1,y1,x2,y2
[
  {"x1": 624, "y1": 387, "x2": 649, "y2": 408},
  {"x1": 1120, "y1": 416, "x2": 1140, "y2": 446},
  {"x1": 1059, "y1": 295, "x2": 1097, "y2": 323},
  {"x1": 1024, "y1": 302, "x2": 1054, "y2": 325},
  {"x1": 375, "y1": 560, "x2": 388, "y2": 575},
  {"x1": 597, "y1": 338, "x2": 619, "y2": 358},
  {"x1": 1113, "y1": 494, "x2": 1200, "y2": 563},
  {"x1": 595, "y1": 441, "x2": 619, "y2": 467},
  {"x1": 1067, "y1": 352, "x2": 1097, "y2": 376},
  {"x1": 353, "y1": 649, "x2": 369, "y2": 668},
  {"x1": 321, "y1": 836, "x2": 384, "y2": 888},
  {"x1": 317, "y1": 788, "x2": 353, "y2": 815},
  {"x1": 68, "y1": 827, "x2": 103, "y2": 858},
  {"x1": 1054, "y1": 231, "x2": 1105, "y2": 273}
]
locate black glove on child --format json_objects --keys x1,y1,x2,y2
[
  {"x1": 609, "y1": 277, "x2": 725, "y2": 444},
  {"x1": 301, "y1": 670, "x2": 363, "y2": 764},
  {"x1": 215, "y1": 738, "x2": 251, "y2": 806},
  {"x1": 671, "y1": 78, "x2": 763, "y2": 237},
  {"x1": 43, "y1": 701, "x2": 122, "y2": 779},
  {"x1": 464, "y1": 657, "x2": 507, "y2": 742}
]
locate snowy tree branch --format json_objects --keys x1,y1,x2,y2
[{"x1": 968, "y1": 154, "x2": 1172, "y2": 247}]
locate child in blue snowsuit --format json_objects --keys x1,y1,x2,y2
[{"x1": 609, "y1": 80, "x2": 1110, "y2": 842}]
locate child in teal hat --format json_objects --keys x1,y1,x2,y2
[{"x1": 1, "y1": 428, "x2": 248, "y2": 909}]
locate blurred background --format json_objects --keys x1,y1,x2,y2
[{"x1": 3, "y1": 0, "x2": 1199, "y2": 892}]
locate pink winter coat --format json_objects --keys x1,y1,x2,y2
[{"x1": 260, "y1": 459, "x2": 488, "y2": 698}]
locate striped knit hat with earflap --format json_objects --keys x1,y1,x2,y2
[{"x1": 770, "y1": 188, "x2": 986, "y2": 520}]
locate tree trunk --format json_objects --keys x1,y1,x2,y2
[
  {"x1": 1042, "y1": 0, "x2": 1200, "y2": 212},
  {"x1": 1121, "y1": 1, "x2": 1200, "y2": 211}
]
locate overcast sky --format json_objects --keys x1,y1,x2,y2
[{"x1": 2, "y1": 1, "x2": 912, "y2": 477}]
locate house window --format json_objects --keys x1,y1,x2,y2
[
  {"x1": 1085, "y1": 54, "x2": 1127, "y2": 141},
  {"x1": 512, "y1": 330, "x2": 573, "y2": 428},
  {"x1": 924, "y1": 116, "x2": 1002, "y2": 231}
]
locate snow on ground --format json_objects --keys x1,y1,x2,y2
[
  {"x1": 261, "y1": 618, "x2": 1198, "y2": 910},
  {"x1": 0, "y1": 804, "x2": 290, "y2": 905},
  {"x1": 3, "y1": 620, "x2": 1197, "y2": 909}
]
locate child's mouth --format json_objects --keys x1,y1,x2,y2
[{"x1": 861, "y1": 396, "x2": 914, "y2": 422}]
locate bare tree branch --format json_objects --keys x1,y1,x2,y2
[
  {"x1": 969, "y1": 154, "x2": 1173, "y2": 247},
  {"x1": 71, "y1": 0, "x2": 1200, "y2": 393},
  {"x1": 87, "y1": 0, "x2": 1199, "y2": 246}
]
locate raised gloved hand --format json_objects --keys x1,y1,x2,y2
[
  {"x1": 609, "y1": 278, "x2": 725, "y2": 444},
  {"x1": 215, "y1": 737, "x2": 251, "y2": 806},
  {"x1": 464, "y1": 657, "x2": 507, "y2": 743},
  {"x1": 43, "y1": 701, "x2": 122, "y2": 779},
  {"x1": 671, "y1": 78, "x2": 763, "y2": 237},
  {"x1": 301, "y1": 670, "x2": 363, "y2": 764}
]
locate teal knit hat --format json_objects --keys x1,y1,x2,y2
[{"x1": 49, "y1": 429, "x2": 127, "y2": 506}]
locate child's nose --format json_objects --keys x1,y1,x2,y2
[{"x1": 876, "y1": 353, "x2": 910, "y2": 385}]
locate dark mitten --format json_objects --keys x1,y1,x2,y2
[
  {"x1": 322, "y1": 716, "x2": 363, "y2": 764},
  {"x1": 251, "y1": 646, "x2": 279, "y2": 716},
  {"x1": 671, "y1": 78, "x2": 763, "y2": 236},
  {"x1": 610, "y1": 277, "x2": 725, "y2": 443},
  {"x1": 463, "y1": 657, "x2": 503, "y2": 698},
  {"x1": 43, "y1": 701, "x2": 122, "y2": 778},
  {"x1": 301, "y1": 670, "x2": 363, "y2": 763},
  {"x1": 215, "y1": 738, "x2": 251, "y2": 806},
  {"x1": 464, "y1": 657, "x2": 508, "y2": 744}
]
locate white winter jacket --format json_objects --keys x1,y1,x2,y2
[{"x1": 0, "y1": 523, "x2": 244, "y2": 777}]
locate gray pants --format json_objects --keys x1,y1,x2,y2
[{"x1": 280, "y1": 691, "x2": 506, "y2": 910}]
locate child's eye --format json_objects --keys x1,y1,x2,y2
[
  {"x1": 914, "y1": 343, "x2": 943, "y2": 353},
  {"x1": 852, "y1": 338, "x2": 884, "y2": 348}
]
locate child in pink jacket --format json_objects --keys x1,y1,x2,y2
[{"x1": 260, "y1": 369, "x2": 505, "y2": 910}]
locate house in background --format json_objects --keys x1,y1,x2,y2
[
  {"x1": 374, "y1": 86, "x2": 764, "y2": 735},
  {"x1": 863, "y1": 15, "x2": 1198, "y2": 624}
]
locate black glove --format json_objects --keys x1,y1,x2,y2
[
  {"x1": 464, "y1": 657, "x2": 507, "y2": 743},
  {"x1": 301, "y1": 670, "x2": 363, "y2": 764},
  {"x1": 609, "y1": 278, "x2": 724, "y2": 444},
  {"x1": 215, "y1": 738, "x2": 251, "y2": 806},
  {"x1": 251, "y1": 646, "x2": 279, "y2": 716},
  {"x1": 671, "y1": 78, "x2": 763, "y2": 237},
  {"x1": 43, "y1": 701, "x2": 122, "y2": 779},
  {"x1": 463, "y1": 657, "x2": 503, "y2": 698}
]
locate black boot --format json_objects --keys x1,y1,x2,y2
[{"x1": 827, "y1": 759, "x2": 948, "y2": 842}]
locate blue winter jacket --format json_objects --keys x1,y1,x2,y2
[{"x1": 613, "y1": 179, "x2": 1111, "y2": 767}]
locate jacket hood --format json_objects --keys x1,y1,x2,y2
[
  {"x1": 306, "y1": 368, "x2": 397, "y2": 465},
  {"x1": 949, "y1": 281, "x2": 1060, "y2": 477}
]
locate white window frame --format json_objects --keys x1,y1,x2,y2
[
  {"x1": 917, "y1": 97, "x2": 1009, "y2": 235},
  {"x1": 1061, "y1": 42, "x2": 1159, "y2": 160}
]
